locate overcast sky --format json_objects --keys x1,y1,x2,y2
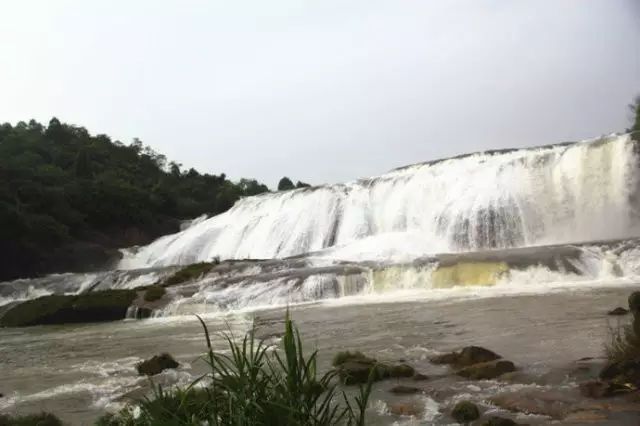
[{"x1": 1, "y1": 1, "x2": 639, "y2": 188}]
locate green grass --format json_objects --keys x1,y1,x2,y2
[
  {"x1": 163, "y1": 262, "x2": 214, "y2": 286},
  {"x1": 605, "y1": 322, "x2": 640, "y2": 363},
  {"x1": 143, "y1": 286, "x2": 166, "y2": 302},
  {"x1": 99, "y1": 313, "x2": 372, "y2": 425}
]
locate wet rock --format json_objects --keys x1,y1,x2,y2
[
  {"x1": 607, "y1": 307, "x2": 629, "y2": 316},
  {"x1": 451, "y1": 400, "x2": 480, "y2": 423},
  {"x1": 579, "y1": 380, "x2": 636, "y2": 398},
  {"x1": 0, "y1": 412, "x2": 63, "y2": 426},
  {"x1": 389, "y1": 385, "x2": 421, "y2": 394},
  {"x1": 430, "y1": 346, "x2": 501, "y2": 367},
  {"x1": 388, "y1": 363, "x2": 415, "y2": 378},
  {"x1": 332, "y1": 351, "x2": 376, "y2": 367},
  {"x1": 388, "y1": 401, "x2": 423, "y2": 417},
  {"x1": 480, "y1": 416, "x2": 517, "y2": 426},
  {"x1": 563, "y1": 410, "x2": 608, "y2": 423},
  {"x1": 0, "y1": 290, "x2": 137, "y2": 327},
  {"x1": 490, "y1": 389, "x2": 578, "y2": 419},
  {"x1": 334, "y1": 351, "x2": 415, "y2": 384},
  {"x1": 412, "y1": 373, "x2": 429, "y2": 381},
  {"x1": 456, "y1": 360, "x2": 516, "y2": 380},
  {"x1": 137, "y1": 353, "x2": 180, "y2": 376}
]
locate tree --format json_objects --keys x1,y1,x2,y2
[
  {"x1": 238, "y1": 179, "x2": 269, "y2": 196},
  {"x1": 295, "y1": 181, "x2": 311, "y2": 188},
  {"x1": 629, "y1": 95, "x2": 640, "y2": 142},
  {"x1": 277, "y1": 177, "x2": 295, "y2": 191}
]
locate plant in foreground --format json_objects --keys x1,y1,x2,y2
[{"x1": 97, "y1": 313, "x2": 372, "y2": 425}]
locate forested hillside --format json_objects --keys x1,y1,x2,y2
[{"x1": 0, "y1": 118, "x2": 270, "y2": 281}]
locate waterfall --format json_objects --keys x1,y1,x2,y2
[{"x1": 121, "y1": 134, "x2": 639, "y2": 269}]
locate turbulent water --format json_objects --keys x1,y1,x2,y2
[
  {"x1": 121, "y1": 134, "x2": 640, "y2": 268},
  {"x1": 3, "y1": 134, "x2": 640, "y2": 424}
]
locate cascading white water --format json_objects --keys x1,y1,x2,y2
[{"x1": 121, "y1": 134, "x2": 640, "y2": 269}]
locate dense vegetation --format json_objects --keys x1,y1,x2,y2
[
  {"x1": 0, "y1": 118, "x2": 272, "y2": 281},
  {"x1": 96, "y1": 315, "x2": 371, "y2": 425},
  {"x1": 630, "y1": 96, "x2": 640, "y2": 142}
]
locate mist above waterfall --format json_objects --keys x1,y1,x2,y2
[{"x1": 121, "y1": 134, "x2": 639, "y2": 269}]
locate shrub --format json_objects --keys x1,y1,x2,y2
[
  {"x1": 143, "y1": 286, "x2": 166, "y2": 302},
  {"x1": 0, "y1": 412, "x2": 63, "y2": 426},
  {"x1": 605, "y1": 322, "x2": 640, "y2": 363},
  {"x1": 100, "y1": 314, "x2": 372, "y2": 425}
]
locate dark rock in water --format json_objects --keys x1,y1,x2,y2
[
  {"x1": 430, "y1": 346, "x2": 501, "y2": 367},
  {"x1": 456, "y1": 360, "x2": 516, "y2": 380},
  {"x1": 412, "y1": 373, "x2": 429, "y2": 381},
  {"x1": 451, "y1": 401, "x2": 480, "y2": 423},
  {"x1": 490, "y1": 389, "x2": 577, "y2": 419},
  {"x1": 608, "y1": 307, "x2": 629, "y2": 316},
  {"x1": 480, "y1": 416, "x2": 517, "y2": 426},
  {"x1": 628, "y1": 291, "x2": 640, "y2": 313},
  {"x1": 137, "y1": 353, "x2": 180, "y2": 376},
  {"x1": 388, "y1": 385, "x2": 421, "y2": 394},
  {"x1": 0, "y1": 393, "x2": 3, "y2": 398},
  {"x1": 0, "y1": 290, "x2": 137, "y2": 327},
  {"x1": 334, "y1": 351, "x2": 415, "y2": 384},
  {"x1": 579, "y1": 380, "x2": 636, "y2": 398}
]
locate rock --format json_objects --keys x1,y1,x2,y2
[
  {"x1": 388, "y1": 385, "x2": 421, "y2": 394},
  {"x1": 628, "y1": 291, "x2": 640, "y2": 313},
  {"x1": 451, "y1": 401, "x2": 480, "y2": 423},
  {"x1": 430, "y1": 346, "x2": 501, "y2": 367},
  {"x1": 137, "y1": 353, "x2": 180, "y2": 376},
  {"x1": 456, "y1": 360, "x2": 516, "y2": 380},
  {"x1": 332, "y1": 351, "x2": 376, "y2": 367},
  {"x1": 412, "y1": 373, "x2": 429, "y2": 381},
  {"x1": 490, "y1": 389, "x2": 577, "y2": 419},
  {"x1": 480, "y1": 416, "x2": 517, "y2": 426},
  {"x1": 579, "y1": 380, "x2": 636, "y2": 398},
  {"x1": 608, "y1": 307, "x2": 629, "y2": 316},
  {"x1": 0, "y1": 290, "x2": 137, "y2": 327},
  {"x1": 388, "y1": 402, "x2": 424, "y2": 417},
  {"x1": 388, "y1": 363, "x2": 415, "y2": 378},
  {"x1": 143, "y1": 285, "x2": 166, "y2": 302},
  {"x1": 0, "y1": 412, "x2": 63, "y2": 426},
  {"x1": 334, "y1": 351, "x2": 415, "y2": 384}
]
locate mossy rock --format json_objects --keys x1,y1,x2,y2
[
  {"x1": 162, "y1": 262, "x2": 214, "y2": 286},
  {"x1": 431, "y1": 346, "x2": 501, "y2": 367},
  {"x1": 456, "y1": 360, "x2": 516, "y2": 380},
  {"x1": 481, "y1": 416, "x2": 517, "y2": 426},
  {"x1": 0, "y1": 412, "x2": 63, "y2": 426},
  {"x1": 334, "y1": 351, "x2": 415, "y2": 385},
  {"x1": 451, "y1": 401, "x2": 480, "y2": 423},
  {"x1": 137, "y1": 353, "x2": 180, "y2": 376},
  {"x1": 332, "y1": 351, "x2": 375, "y2": 367},
  {"x1": 143, "y1": 285, "x2": 166, "y2": 302},
  {"x1": 0, "y1": 290, "x2": 136, "y2": 327}
]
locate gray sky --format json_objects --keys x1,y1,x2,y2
[{"x1": 1, "y1": 1, "x2": 639, "y2": 188}]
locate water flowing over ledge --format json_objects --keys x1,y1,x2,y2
[{"x1": 119, "y1": 134, "x2": 640, "y2": 269}]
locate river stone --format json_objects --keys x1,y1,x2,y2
[
  {"x1": 607, "y1": 307, "x2": 629, "y2": 316},
  {"x1": 388, "y1": 385, "x2": 421, "y2": 394},
  {"x1": 430, "y1": 346, "x2": 501, "y2": 367},
  {"x1": 456, "y1": 359, "x2": 516, "y2": 380},
  {"x1": 579, "y1": 380, "x2": 635, "y2": 398},
  {"x1": 137, "y1": 353, "x2": 180, "y2": 376},
  {"x1": 451, "y1": 401, "x2": 480, "y2": 423},
  {"x1": 480, "y1": 416, "x2": 517, "y2": 426}
]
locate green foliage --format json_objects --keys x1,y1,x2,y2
[
  {"x1": 143, "y1": 286, "x2": 166, "y2": 302},
  {"x1": 100, "y1": 314, "x2": 372, "y2": 425},
  {"x1": 629, "y1": 96, "x2": 640, "y2": 142},
  {"x1": 0, "y1": 412, "x2": 63, "y2": 426},
  {"x1": 163, "y1": 262, "x2": 215, "y2": 286},
  {"x1": 0, "y1": 290, "x2": 136, "y2": 327},
  {"x1": 0, "y1": 118, "x2": 270, "y2": 281},
  {"x1": 277, "y1": 176, "x2": 295, "y2": 191}
]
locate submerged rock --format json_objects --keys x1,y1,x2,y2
[
  {"x1": 137, "y1": 353, "x2": 180, "y2": 376},
  {"x1": 608, "y1": 307, "x2": 629, "y2": 316},
  {"x1": 451, "y1": 400, "x2": 480, "y2": 423},
  {"x1": 0, "y1": 290, "x2": 137, "y2": 327},
  {"x1": 480, "y1": 416, "x2": 517, "y2": 426},
  {"x1": 430, "y1": 346, "x2": 501, "y2": 367},
  {"x1": 456, "y1": 360, "x2": 516, "y2": 380},
  {"x1": 579, "y1": 380, "x2": 636, "y2": 398},
  {"x1": 388, "y1": 401, "x2": 424, "y2": 417},
  {"x1": 388, "y1": 385, "x2": 421, "y2": 394}
]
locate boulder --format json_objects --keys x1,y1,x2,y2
[
  {"x1": 137, "y1": 353, "x2": 180, "y2": 376},
  {"x1": 334, "y1": 351, "x2": 415, "y2": 384},
  {"x1": 579, "y1": 380, "x2": 636, "y2": 398},
  {"x1": 388, "y1": 385, "x2": 421, "y2": 394},
  {"x1": 608, "y1": 307, "x2": 629, "y2": 316},
  {"x1": 480, "y1": 416, "x2": 517, "y2": 426},
  {"x1": 451, "y1": 401, "x2": 480, "y2": 423},
  {"x1": 430, "y1": 346, "x2": 501, "y2": 367},
  {"x1": 0, "y1": 290, "x2": 137, "y2": 327},
  {"x1": 456, "y1": 360, "x2": 516, "y2": 380}
]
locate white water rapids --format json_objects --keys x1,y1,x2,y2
[{"x1": 120, "y1": 134, "x2": 640, "y2": 269}]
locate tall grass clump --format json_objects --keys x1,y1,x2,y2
[
  {"x1": 97, "y1": 313, "x2": 372, "y2": 425},
  {"x1": 604, "y1": 291, "x2": 640, "y2": 363}
]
